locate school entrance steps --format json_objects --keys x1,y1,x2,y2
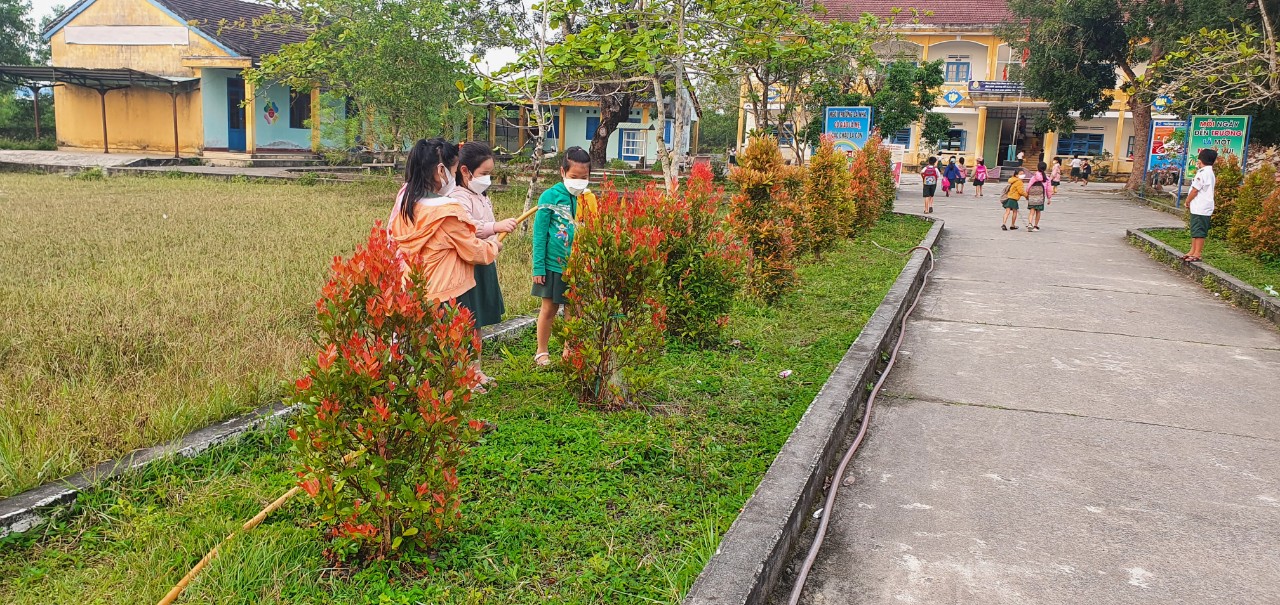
[{"x1": 780, "y1": 184, "x2": 1280, "y2": 605}]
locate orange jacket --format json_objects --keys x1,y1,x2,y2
[{"x1": 390, "y1": 196, "x2": 499, "y2": 302}]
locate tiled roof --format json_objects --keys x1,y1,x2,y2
[
  {"x1": 156, "y1": 0, "x2": 309, "y2": 58},
  {"x1": 43, "y1": 0, "x2": 309, "y2": 59},
  {"x1": 816, "y1": 0, "x2": 1012, "y2": 26}
]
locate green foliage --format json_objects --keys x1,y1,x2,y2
[
  {"x1": 804, "y1": 134, "x2": 854, "y2": 255},
  {"x1": 729, "y1": 135, "x2": 797, "y2": 304},
  {"x1": 1147, "y1": 227, "x2": 1280, "y2": 298},
  {"x1": 71, "y1": 167, "x2": 104, "y2": 181},
  {"x1": 248, "y1": 0, "x2": 510, "y2": 153},
  {"x1": 0, "y1": 0, "x2": 37, "y2": 67},
  {"x1": 560, "y1": 186, "x2": 668, "y2": 406},
  {"x1": 804, "y1": 60, "x2": 946, "y2": 148},
  {"x1": 605, "y1": 159, "x2": 633, "y2": 170},
  {"x1": 287, "y1": 226, "x2": 486, "y2": 562},
  {"x1": 1152, "y1": 2, "x2": 1280, "y2": 116},
  {"x1": 0, "y1": 136, "x2": 54, "y2": 150},
  {"x1": 658, "y1": 163, "x2": 747, "y2": 345},
  {"x1": 868, "y1": 131, "x2": 898, "y2": 216},
  {"x1": 1250, "y1": 187, "x2": 1280, "y2": 260},
  {"x1": 1229, "y1": 163, "x2": 1277, "y2": 251},
  {"x1": 697, "y1": 109, "x2": 740, "y2": 153},
  {"x1": 920, "y1": 112, "x2": 953, "y2": 152}
]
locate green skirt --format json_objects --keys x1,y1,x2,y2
[
  {"x1": 531, "y1": 271, "x2": 569, "y2": 305},
  {"x1": 470, "y1": 262, "x2": 505, "y2": 328}
]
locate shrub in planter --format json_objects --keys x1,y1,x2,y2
[
  {"x1": 729, "y1": 135, "x2": 797, "y2": 304},
  {"x1": 804, "y1": 134, "x2": 854, "y2": 258},
  {"x1": 1248, "y1": 187, "x2": 1280, "y2": 260},
  {"x1": 658, "y1": 163, "x2": 747, "y2": 344},
  {"x1": 1229, "y1": 163, "x2": 1276, "y2": 251},
  {"x1": 847, "y1": 141, "x2": 883, "y2": 234},
  {"x1": 287, "y1": 226, "x2": 486, "y2": 563},
  {"x1": 868, "y1": 131, "x2": 897, "y2": 215},
  {"x1": 560, "y1": 185, "x2": 669, "y2": 406}
]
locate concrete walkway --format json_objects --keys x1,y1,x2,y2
[{"x1": 798, "y1": 179, "x2": 1280, "y2": 604}]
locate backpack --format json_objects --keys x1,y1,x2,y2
[
  {"x1": 922, "y1": 166, "x2": 938, "y2": 186},
  {"x1": 1027, "y1": 178, "x2": 1046, "y2": 205},
  {"x1": 1001, "y1": 181, "x2": 1014, "y2": 199}
]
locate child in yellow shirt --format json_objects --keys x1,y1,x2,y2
[{"x1": 1001, "y1": 169, "x2": 1027, "y2": 231}]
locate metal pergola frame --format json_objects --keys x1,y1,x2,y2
[{"x1": 0, "y1": 65, "x2": 200, "y2": 156}]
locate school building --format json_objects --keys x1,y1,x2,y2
[
  {"x1": 484, "y1": 92, "x2": 700, "y2": 166},
  {"x1": 737, "y1": 0, "x2": 1174, "y2": 174}
]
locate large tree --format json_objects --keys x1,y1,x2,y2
[
  {"x1": 246, "y1": 0, "x2": 523, "y2": 154},
  {"x1": 1001, "y1": 0, "x2": 1241, "y2": 190},
  {"x1": 0, "y1": 0, "x2": 36, "y2": 66},
  {"x1": 1152, "y1": 1, "x2": 1278, "y2": 116}
]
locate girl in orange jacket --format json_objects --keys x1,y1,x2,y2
[{"x1": 389, "y1": 137, "x2": 501, "y2": 341}]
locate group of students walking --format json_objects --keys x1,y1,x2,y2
[
  {"x1": 387, "y1": 138, "x2": 594, "y2": 384},
  {"x1": 920, "y1": 153, "x2": 1110, "y2": 232},
  {"x1": 919, "y1": 155, "x2": 992, "y2": 214}
]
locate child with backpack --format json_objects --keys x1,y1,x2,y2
[
  {"x1": 1001, "y1": 169, "x2": 1027, "y2": 231},
  {"x1": 921, "y1": 157, "x2": 940, "y2": 214},
  {"x1": 1025, "y1": 161, "x2": 1052, "y2": 231},
  {"x1": 972, "y1": 158, "x2": 988, "y2": 197}
]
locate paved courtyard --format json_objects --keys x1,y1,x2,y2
[{"x1": 798, "y1": 178, "x2": 1280, "y2": 604}]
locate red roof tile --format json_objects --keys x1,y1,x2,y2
[{"x1": 816, "y1": 0, "x2": 1012, "y2": 26}]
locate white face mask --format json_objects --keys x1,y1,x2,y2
[
  {"x1": 563, "y1": 178, "x2": 589, "y2": 196},
  {"x1": 438, "y1": 164, "x2": 456, "y2": 196},
  {"x1": 467, "y1": 174, "x2": 492, "y2": 194}
]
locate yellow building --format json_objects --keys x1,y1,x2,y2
[
  {"x1": 5, "y1": 0, "x2": 323, "y2": 158},
  {"x1": 739, "y1": 0, "x2": 1166, "y2": 174}
]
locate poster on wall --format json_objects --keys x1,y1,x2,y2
[
  {"x1": 824, "y1": 107, "x2": 874, "y2": 154},
  {"x1": 1146, "y1": 119, "x2": 1187, "y2": 175},
  {"x1": 1184, "y1": 115, "x2": 1251, "y2": 179}
]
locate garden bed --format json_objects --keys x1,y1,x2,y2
[
  {"x1": 0, "y1": 215, "x2": 932, "y2": 605},
  {"x1": 1129, "y1": 228, "x2": 1280, "y2": 325}
]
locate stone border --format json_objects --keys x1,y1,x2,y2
[
  {"x1": 1128, "y1": 229, "x2": 1280, "y2": 326},
  {"x1": 682, "y1": 216, "x2": 944, "y2": 605},
  {"x1": 1126, "y1": 191, "x2": 1183, "y2": 217},
  {"x1": 0, "y1": 314, "x2": 536, "y2": 539}
]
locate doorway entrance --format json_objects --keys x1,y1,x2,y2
[{"x1": 228, "y1": 77, "x2": 246, "y2": 152}]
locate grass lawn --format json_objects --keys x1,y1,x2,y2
[
  {"x1": 0, "y1": 173, "x2": 536, "y2": 498},
  {"x1": 0, "y1": 214, "x2": 932, "y2": 605},
  {"x1": 1144, "y1": 228, "x2": 1280, "y2": 296}
]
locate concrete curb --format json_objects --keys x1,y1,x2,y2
[
  {"x1": 0, "y1": 314, "x2": 537, "y2": 539},
  {"x1": 1125, "y1": 191, "x2": 1183, "y2": 217},
  {"x1": 682, "y1": 216, "x2": 945, "y2": 605},
  {"x1": 1127, "y1": 229, "x2": 1280, "y2": 327}
]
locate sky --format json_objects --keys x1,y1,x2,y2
[{"x1": 28, "y1": 0, "x2": 64, "y2": 26}]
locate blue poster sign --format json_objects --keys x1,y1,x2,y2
[
  {"x1": 824, "y1": 106, "x2": 874, "y2": 153},
  {"x1": 1146, "y1": 119, "x2": 1187, "y2": 174}
]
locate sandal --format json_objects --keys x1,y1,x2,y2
[
  {"x1": 1001, "y1": 224, "x2": 1008, "y2": 231},
  {"x1": 533, "y1": 352, "x2": 551, "y2": 367},
  {"x1": 1010, "y1": 225, "x2": 1019, "y2": 230}
]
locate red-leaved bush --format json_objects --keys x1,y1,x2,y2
[
  {"x1": 804, "y1": 134, "x2": 854, "y2": 256},
  {"x1": 560, "y1": 184, "x2": 668, "y2": 406},
  {"x1": 730, "y1": 135, "x2": 798, "y2": 304},
  {"x1": 1249, "y1": 186, "x2": 1280, "y2": 260},
  {"x1": 657, "y1": 163, "x2": 748, "y2": 344},
  {"x1": 848, "y1": 135, "x2": 884, "y2": 233},
  {"x1": 286, "y1": 225, "x2": 485, "y2": 562}
]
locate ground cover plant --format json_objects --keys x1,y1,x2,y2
[
  {"x1": 0, "y1": 214, "x2": 933, "y2": 605},
  {"x1": 1146, "y1": 228, "x2": 1280, "y2": 297},
  {"x1": 0, "y1": 174, "x2": 535, "y2": 498}
]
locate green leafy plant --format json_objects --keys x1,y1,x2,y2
[
  {"x1": 729, "y1": 135, "x2": 797, "y2": 304},
  {"x1": 560, "y1": 185, "x2": 668, "y2": 407},
  {"x1": 71, "y1": 167, "x2": 105, "y2": 181},
  {"x1": 296, "y1": 171, "x2": 321, "y2": 186},
  {"x1": 804, "y1": 134, "x2": 853, "y2": 257},
  {"x1": 1228, "y1": 163, "x2": 1275, "y2": 251},
  {"x1": 658, "y1": 163, "x2": 747, "y2": 345},
  {"x1": 1248, "y1": 187, "x2": 1280, "y2": 261},
  {"x1": 286, "y1": 225, "x2": 486, "y2": 563},
  {"x1": 869, "y1": 132, "x2": 897, "y2": 215}
]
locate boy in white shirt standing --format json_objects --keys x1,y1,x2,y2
[{"x1": 1183, "y1": 148, "x2": 1218, "y2": 262}]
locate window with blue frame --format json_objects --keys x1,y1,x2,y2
[
  {"x1": 664, "y1": 120, "x2": 673, "y2": 145},
  {"x1": 944, "y1": 61, "x2": 971, "y2": 82},
  {"x1": 585, "y1": 116, "x2": 600, "y2": 141},
  {"x1": 779, "y1": 122, "x2": 795, "y2": 146},
  {"x1": 890, "y1": 127, "x2": 911, "y2": 147},
  {"x1": 1056, "y1": 133, "x2": 1106, "y2": 156},
  {"x1": 938, "y1": 128, "x2": 966, "y2": 151}
]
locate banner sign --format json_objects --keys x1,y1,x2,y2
[
  {"x1": 886, "y1": 143, "x2": 905, "y2": 188},
  {"x1": 1184, "y1": 115, "x2": 1251, "y2": 179},
  {"x1": 824, "y1": 106, "x2": 873, "y2": 153},
  {"x1": 1146, "y1": 119, "x2": 1187, "y2": 174},
  {"x1": 967, "y1": 80, "x2": 1025, "y2": 95}
]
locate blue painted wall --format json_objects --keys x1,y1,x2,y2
[
  {"x1": 254, "y1": 81, "x2": 311, "y2": 150},
  {"x1": 555, "y1": 105, "x2": 693, "y2": 164},
  {"x1": 200, "y1": 68, "x2": 232, "y2": 150}
]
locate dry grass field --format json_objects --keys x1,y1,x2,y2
[{"x1": 0, "y1": 173, "x2": 535, "y2": 497}]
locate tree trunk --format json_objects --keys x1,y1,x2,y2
[
  {"x1": 590, "y1": 92, "x2": 634, "y2": 168},
  {"x1": 1126, "y1": 94, "x2": 1152, "y2": 191}
]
